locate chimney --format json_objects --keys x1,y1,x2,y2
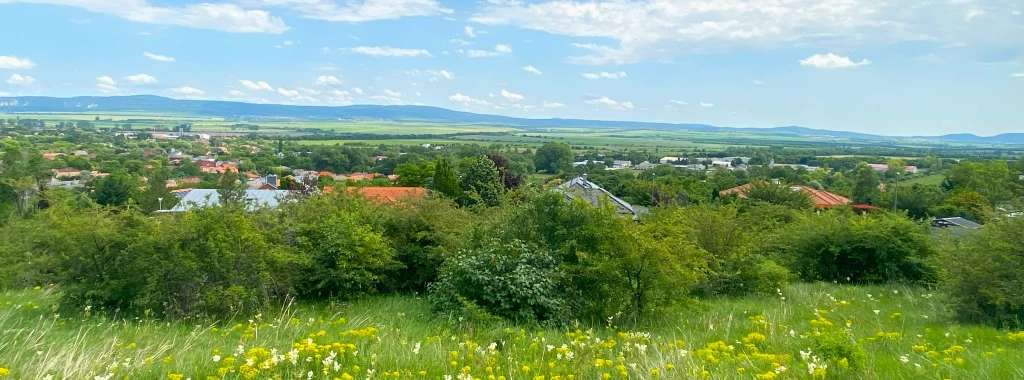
[{"x1": 267, "y1": 174, "x2": 278, "y2": 188}]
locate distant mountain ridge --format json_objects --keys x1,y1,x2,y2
[{"x1": 1, "y1": 95, "x2": 1020, "y2": 144}]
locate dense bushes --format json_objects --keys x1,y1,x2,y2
[
  {"x1": 938, "y1": 217, "x2": 1024, "y2": 328},
  {"x1": 646, "y1": 205, "x2": 789, "y2": 297},
  {"x1": 430, "y1": 239, "x2": 570, "y2": 323},
  {"x1": 778, "y1": 210, "x2": 937, "y2": 284},
  {"x1": 432, "y1": 191, "x2": 706, "y2": 324}
]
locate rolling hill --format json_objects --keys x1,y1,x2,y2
[{"x1": 1, "y1": 95, "x2": 1020, "y2": 144}]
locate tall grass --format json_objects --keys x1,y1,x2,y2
[{"x1": 1, "y1": 283, "x2": 1022, "y2": 379}]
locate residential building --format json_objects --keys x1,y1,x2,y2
[
  {"x1": 720, "y1": 183, "x2": 859, "y2": 209},
  {"x1": 659, "y1": 157, "x2": 682, "y2": 164},
  {"x1": 555, "y1": 174, "x2": 644, "y2": 219},
  {"x1": 675, "y1": 164, "x2": 704, "y2": 171},
  {"x1": 342, "y1": 187, "x2": 427, "y2": 204},
  {"x1": 633, "y1": 161, "x2": 657, "y2": 170},
  {"x1": 42, "y1": 152, "x2": 64, "y2": 160},
  {"x1": 168, "y1": 189, "x2": 292, "y2": 212},
  {"x1": 572, "y1": 160, "x2": 590, "y2": 167},
  {"x1": 930, "y1": 217, "x2": 981, "y2": 230},
  {"x1": 869, "y1": 164, "x2": 919, "y2": 174}
]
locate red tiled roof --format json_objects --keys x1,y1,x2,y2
[
  {"x1": 720, "y1": 183, "x2": 852, "y2": 209},
  {"x1": 346, "y1": 187, "x2": 426, "y2": 204}
]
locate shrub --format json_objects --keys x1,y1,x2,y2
[
  {"x1": 938, "y1": 217, "x2": 1024, "y2": 328},
  {"x1": 377, "y1": 197, "x2": 471, "y2": 293},
  {"x1": 646, "y1": 205, "x2": 789, "y2": 297},
  {"x1": 744, "y1": 181, "x2": 813, "y2": 210},
  {"x1": 46, "y1": 200, "x2": 300, "y2": 318},
  {"x1": 429, "y1": 239, "x2": 570, "y2": 324},
  {"x1": 779, "y1": 210, "x2": 936, "y2": 284},
  {"x1": 287, "y1": 194, "x2": 399, "y2": 300}
]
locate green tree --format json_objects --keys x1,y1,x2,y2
[
  {"x1": 944, "y1": 161, "x2": 1012, "y2": 204},
  {"x1": 433, "y1": 157, "x2": 461, "y2": 199},
  {"x1": 744, "y1": 181, "x2": 814, "y2": 209},
  {"x1": 459, "y1": 156, "x2": 503, "y2": 207},
  {"x1": 0, "y1": 141, "x2": 44, "y2": 216},
  {"x1": 939, "y1": 217, "x2": 1024, "y2": 327},
  {"x1": 217, "y1": 170, "x2": 247, "y2": 206},
  {"x1": 534, "y1": 142, "x2": 573, "y2": 173},
  {"x1": 852, "y1": 163, "x2": 881, "y2": 205},
  {"x1": 92, "y1": 171, "x2": 136, "y2": 207},
  {"x1": 945, "y1": 191, "x2": 995, "y2": 224}
]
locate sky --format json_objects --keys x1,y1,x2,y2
[{"x1": 0, "y1": 0, "x2": 1022, "y2": 136}]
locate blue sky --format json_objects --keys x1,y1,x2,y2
[{"x1": 0, "y1": 0, "x2": 1021, "y2": 136}]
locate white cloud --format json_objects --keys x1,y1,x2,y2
[
  {"x1": 351, "y1": 87, "x2": 364, "y2": 94},
  {"x1": 4, "y1": 0, "x2": 288, "y2": 34},
  {"x1": 227, "y1": 90, "x2": 246, "y2": 97},
  {"x1": 324, "y1": 89, "x2": 354, "y2": 104},
  {"x1": 277, "y1": 87, "x2": 299, "y2": 97},
  {"x1": 964, "y1": 9, "x2": 983, "y2": 21},
  {"x1": 464, "y1": 25, "x2": 476, "y2": 37},
  {"x1": 469, "y1": 0, "x2": 1016, "y2": 65},
  {"x1": 254, "y1": 0, "x2": 452, "y2": 22},
  {"x1": 368, "y1": 88, "x2": 403, "y2": 102},
  {"x1": 500, "y1": 89, "x2": 524, "y2": 102},
  {"x1": 95, "y1": 76, "x2": 119, "y2": 93},
  {"x1": 143, "y1": 52, "x2": 175, "y2": 62},
  {"x1": 169, "y1": 86, "x2": 205, "y2": 96},
  {"x1": 581, "y1": 71, "x2": 627, "y2": 80},
  {"x1": 240, "y1": 80, "x2": 274, "y2": 91},
  {"x1": 799, "y1": 53, "x2": 870, "y2": 69},
  {"x1": 1012, "y1": 73, "x2": 1024, "y2": 78},
  {"x1": 465, "y1": 44, "x2": 512, "y2": 58},
  {"x1": 449, "y1": 93, "x2": 490, "y2": 106},
  {"x1": 450, "y1": 38, "x2": 472, "y2": 46},
  {"x1": 941, "y1": 41, "x2": 968, "y2": 49},
  {"x1": 668, "y1": 100, "x2": 688, "y2": 105},
  {"x1": 700, "y1": 102, "x2": 714, "y2": 107},
  {"x1": 585, "y1": 96, "x2": 633, "y2": 110},
  {"x1": 346, "y1": 46, "x2": 432, "y2": 57},
  {"x1": 6, "y1": 74, "x2": 35, "y2": 85},
  {"x1": 426, "y1": 69, "x2": 454, "y2": 80},
  {"x1": 753, "y1": 79, "x2": 764, "y2": 85},
  {"x1": 0, "y1": 55, "x2": 36, "y2": 69},
  {"x1": 320, "y1": 46, "x2": 331, "y2": 54},
  {"x1": 315, "y1": 75, "x2": 342, "y2": 85},
  {"x1": 124, "y1": 73, "x2": 158, "y2": 84},
  {"x1": 523, "y1": 65, "x2": 543, "y2": 75},
  {"x1": 542, "y1": 100, "x2": 566, "y2": 108}
]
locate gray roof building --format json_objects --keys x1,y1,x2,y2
[
  {"x1": 555, "y1": 175, "x2": 644, "y2": 219},
  {"x1": 169, "y1": 189, "x2": 293, "y2": 212},
  {"x1": 930, "y1": 217, "x2": 981, "y2": 230}
]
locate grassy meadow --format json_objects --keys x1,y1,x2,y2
[{"x1": 2, "y1": 283, "x2": 1022, "y2": 379}]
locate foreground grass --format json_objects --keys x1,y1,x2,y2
[{"x1": 1, "y1": 283, "x2": 1022, "y2": 379}]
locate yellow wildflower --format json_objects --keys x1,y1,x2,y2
[
  {"x1": 168, "y1": 374, "x2": 184, "y2": 380},
  {"x1": 0, "y1": 368, "x2": 9, "y2": 377}
]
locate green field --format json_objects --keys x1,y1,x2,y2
[
  {"x1": 2, "y1": 283, "x2": 1022, "y2": 379},
  {"x1": 901, "y1": 174, "x2": 945, "y2": 186}
]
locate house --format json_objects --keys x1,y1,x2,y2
[
  {"x1": 675, "y1": 164, "x2": 704, "y2": 171},
  {"x1": 659, "y1": 157, "x2": 682, "y2": 164},
  {"x1": 612, "y1": 160, "x2": 632, "y2": 169},
  {"x1": 633, "y1": 161, "x2": 657, "y2": 170},
  {"x1": 710, "y1": 160, "x2": 734, "y2": 168},
  {"x1": 54, "y1": 168, "x2": 84, "y2": 178},
  {"x1": 931, "y1": 217, "x2": 981, "y2": 230},
  {"x1": 168, "y1": 189, "x2": 292, "y2": 212},
  {"x1": 42, "y1": 152, "x2": 64, "y2": 160},
  {"x1": 869, "y1": 164, "x2": 918, "y2": 174},
  {"x1": 720, "y1": 183, "x2": 856, "y2": 209},
  {"x1": 179, "y1": 177, "x2": 202, "y2": 185},
  {"x1": 340, "y1": 187, "x2": 427, "y2": 204},
  {"x1": 555, "y1": 174, "x2": 644, "y2": 219},
  {"x1": 1018, "y1": 174, "x2": 1024, "y2": 181},
  {"x1": 373, "y1": 155, "x2": 389, "y2": 161},
  {"x1": 73, "y1": 150, "x2": 88, "y2": 157},
  {"x1": 572, "y1": 160, "x2": 590, "y2": 167},
  {"x1": 722, "y1": 156, "x2": 751, "y2": 164}
]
